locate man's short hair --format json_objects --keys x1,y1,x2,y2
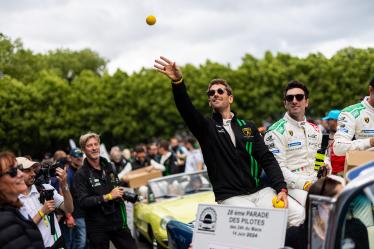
[
  {"x1": 207, "y1": 79, "x2": 233, "y2": 96},
  {"x1": 158, "y1": 140, "x2": 169, "y2": 151},
  {"x1": 370, "y1": 76, "x2": 374, "y2": 87},
  {"x1": 79, "y1": 132, "x2": 100, "y2": 150},
  {"x1": 284, "y1": 80, "x2": 309, "y2": 99},
  {"x1": 110, "y1": 146, "x2": 121, "y2": 157},
  {"x1": 148, "y1": 142, "x2": 158, "y2": 150},
  {"x1": 134, "y1": 145, "x2": 145, "y2": 154},
  {"x1": 185, "y1": 136, "x2": 197, "y2": 146},
  {"x1": 53, "y1": 150, "x2": 67, "y2": 162}
]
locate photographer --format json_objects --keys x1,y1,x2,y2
[
  {"x1": 75, "y1": 132, "x2": 137, "y2": 249},
  {"x1": 18, "y1": 157, "x2": 74, "y2": 249},
  {"x1": 59, "y1": 148, "x2": 86, "y2": 249}
]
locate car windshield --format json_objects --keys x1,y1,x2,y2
[
  {"x1": 338, "y1": 183, "x2": 374, "y2": 249},
  {"x1": 148, "y1": 170, "x2": 212, "y2": 199}
]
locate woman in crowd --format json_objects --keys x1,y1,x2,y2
[{"x1": 0, "y1": 151, "x2": 45, "y2": 249}]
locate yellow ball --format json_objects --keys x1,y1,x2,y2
[
  {"x1": 272, "y1": 196, "x2": 285, "y2": 208},
  {"x1": 146, "y1": 15, "x2": 156, "y2": 25}
]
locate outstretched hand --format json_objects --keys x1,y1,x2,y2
[{"x1": 154, "y1": 56, "x2": 183, "y2": 82}]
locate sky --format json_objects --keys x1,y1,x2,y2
[{"x1": 1, "y1": 0, "x2": 373, "y2": 74}]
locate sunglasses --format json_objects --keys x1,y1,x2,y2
[
  {"x1": 285, "y1": 94, "x2": 305, "y2": 102},
  {"x1": 0, "y1": 166, "x2": 18, "y2": 178},
  {"x1": 207, "y1": 88, "x2": 229, "y2": 97}
]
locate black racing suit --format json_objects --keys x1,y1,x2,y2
[
  {"x1": 172, "y1": 81, "x2": 286, "y2": 201},
  {"x1": 75, "y1": 157, "x2": 136, "y2": 249}
]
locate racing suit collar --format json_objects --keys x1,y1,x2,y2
[
  {"x1": 363, "y1": 96, "x2": 374, "y2": 112},
  {"x1": 284, "y1": 112, "x2": 307, "y2": 128}
]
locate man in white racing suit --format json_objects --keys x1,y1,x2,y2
[
  {"x1": 265, "y1": 81, "x2": 322, "y2": 207},
  {"x1": 334, "y1": 78, "x2": 374, "y2": 155},
  {"x1": 333, "y1": 77, "x2": 374, "y2": 227}
]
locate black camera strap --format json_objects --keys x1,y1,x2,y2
[
  {"x1": 35, "y1": 183, "x2": 46, "y2": 193},
  {"x1": 109, "y1": 162, "x2": 129, "y2": 229},
  {"x1": 34, "y1": 184, "x2": 57, "y2": 236},
  {"x1": 87, "y1": 159, "x2": 128, "y2": 228}
]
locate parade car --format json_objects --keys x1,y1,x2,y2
[
  {"x1": 167, "y1": 161, "x2": 374, "y2": 249},
  {"x1": 133, "y1": 170, "x2": 215, "y2": 248}
]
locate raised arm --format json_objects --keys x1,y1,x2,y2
[
  {"x1": 154, "y1": 56, "x2": 183, "y2": 82},
  {"x1": 154, "y1": 56, "x2": 208, "y2": 141}
]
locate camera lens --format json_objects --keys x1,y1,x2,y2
[{"x1": 122, "y1": 191, "x2": 139, "y2": 203}]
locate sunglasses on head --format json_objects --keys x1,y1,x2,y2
[
  {"x1": 0, "y1": 166, "x2": 18, "y2": 178},
  {"x1": 285, "y1": 94, "x2": 305, "y2": 102},
  {"x1": 207, "y1": 88, "x2": 228, "y2": 97}
]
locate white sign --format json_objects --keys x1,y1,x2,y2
[
  {"x1": 125, "y1": 202, "x2": 134, "y2": 236},
  {"x1": 68, "y1": 138, "x2": 77, "y2": 149},
  {"x1": 193, "y1": 204, "x2": 288, "y2": 249},
  {"x1": 100, "y1": 143, "x2": 110, "y2": 161},
  {"x1": 123, "y1": 187, "x2": 135, "y2": 236}
]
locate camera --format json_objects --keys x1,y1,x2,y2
[
  {"x1": 39, "y1": 189, "x2": 54, "y2": 204},
  {"x1": 34, "y1": 158, "x2": 68, "y2": 186},
  {"x1": 48, "y1": 157, "x2": 68, "y2": 177},
  {"x1": 122, "y1": 191, "x2": 139, "y2": 204},
  {"x1": 100, "y1": 190, "x2": 139, "y2": 215}
]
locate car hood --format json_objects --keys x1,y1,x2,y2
[{"x1": 151, "y1": 191, "x2": 215, "y2": 223}]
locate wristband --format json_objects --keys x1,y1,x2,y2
[
  {"x1": 106, "y1": 193, "x2": 113, "y2": 201},
  {"x1": 38, "y1": 210, "x2": 49, "y2": 226},
  {"x1": 172, "y1": 77, "x2": 183, "y2": 84},
  {"x1": 38, "y1": 210, "x2": 45, "y2": 218}
]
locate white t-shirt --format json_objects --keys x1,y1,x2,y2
[
  {"x1": 19, "y1": 184, "x2": 64, "y2": 247},
  {"x1": 185, "y1": 149, "x2": 204, "y2": 173},
  {"x1": 223, "y1": 113, "x2": 236, "y2": 146}
]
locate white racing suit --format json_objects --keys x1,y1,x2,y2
[
  {"x1": 334, "y1": 97, "x2": 374, "y2": 156},
  {"x1": 333, "y1": 97, "x2": 374, "y2": 226},
  {"x1": 264, "y1": 113, "x2": 322, "y2": 206}
]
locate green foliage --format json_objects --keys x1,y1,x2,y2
[{"x1": 1, "y1": 35, "x2": 373, "y2": 157}]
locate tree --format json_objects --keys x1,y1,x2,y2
[{"x1": 1, "y1": 34, "x2": 374, "y2": 156}]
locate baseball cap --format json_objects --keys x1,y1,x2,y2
[
  {"x1": 322, "y1": 110, "x2": 340, "y2": 120},
  {"x1": 16, "y1": 157, "x2": 40, "y2": 170},
  {"x1": 70, "y1": 148, "x2": 84, "y2": 158}
]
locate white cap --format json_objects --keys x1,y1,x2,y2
[{"x1": 16, "y1": 157, "x2": 40, "y2": 170}]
